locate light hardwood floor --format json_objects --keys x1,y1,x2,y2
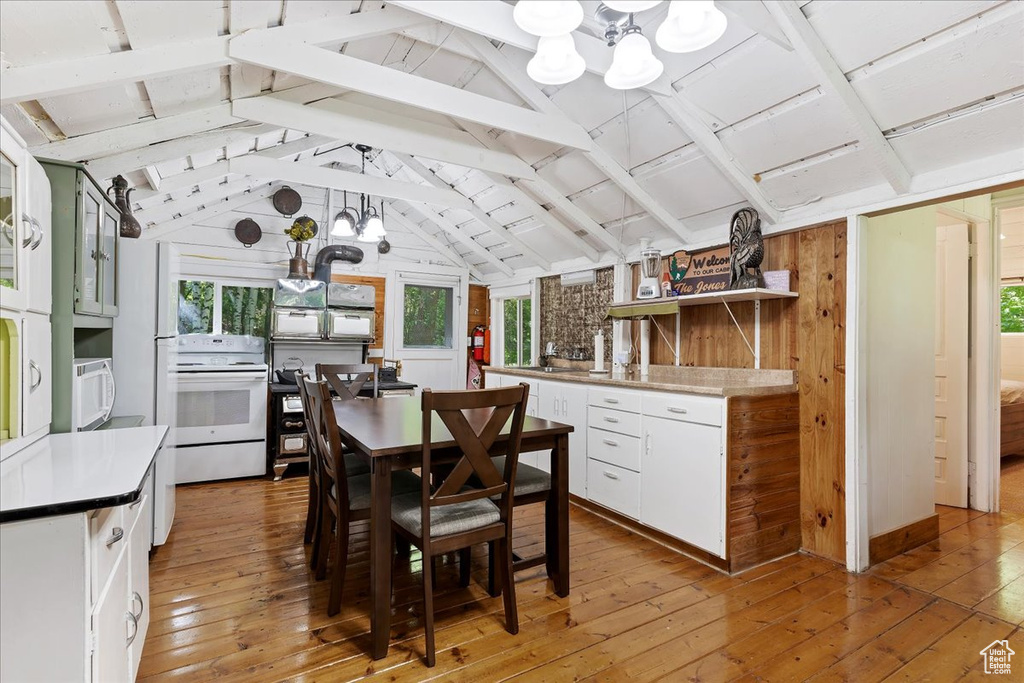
[{"x1": 139, "y1": 480, "x2": 1023, "y2": 682}]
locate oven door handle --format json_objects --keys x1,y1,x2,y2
[{"x1": 176, "y1": 371, "x2": 268, "y2": 383}]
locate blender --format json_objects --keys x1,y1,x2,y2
[{"x1": 636, "y1": 239, "x2": 661, "y2": 299}]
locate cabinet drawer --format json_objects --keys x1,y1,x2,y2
[
  {"x1": 643, "y1": 392, "x2": 723, "y2": 427},
  {"x1": 588, "y1": 387, "x2": 641, "y2": 413},
  {"x1": 586, "y1": 460, "x2": 640, "y2": 519},
  {"x1": 124, "y1": 492, "x2": 148, "y2": 540},
  {"x1": 588, "y1": 406, "x2": 641, "y2": 437},
  {"x1": 587, "y1": 427, "x2": 641, "y2": 472},
  {"x1": 90, "y1": 505, "x2": 126, "y2": 603}
]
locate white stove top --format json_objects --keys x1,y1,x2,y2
[{"x1": 176, "y1": 334, "x2": 267, "y2": 373}]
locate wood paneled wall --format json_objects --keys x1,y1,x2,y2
[
  {"x1": 468, "y1": 284, "x2": 489, "y2": 335},
  {"x1": 632, "y1": 222, "x2": 847, "y2": 563},
  {"x1": 331, "y1": 274, "x2": 386, "y2": 364}
]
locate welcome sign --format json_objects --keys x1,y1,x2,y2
[{"x1": 665, "y1": 246, "x2": 731, "y2": 296}]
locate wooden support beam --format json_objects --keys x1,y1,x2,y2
[
  {"x1": 233, "y1": 94, "x2": 537, "y2": 179},
  {"x1": 402, "y1": 202, "x2": 515, "y2": 277},
  {"x1": 1, "y1": 6, "x2": 429, "y2": 106},
  {"x1": 229, "y1": 35, "x2": 592, "y2": 151},
  {"x1": 137, "y1": 177, "x2": 266, "y2": 225},
  {"x1": 457, "y1": 30, "x2": 694, "y2": 244},
  {"x1": 387, "y1": 0, "x2": 674, "y2": 96},
  {"x1": 765, "y1": 0, "x2": 912, "y2": 194},
  {"x1": 654, "y1": 95, "x2": 782, "y2": 224},
  {"x1": 141, "y1": 184, "x2": 277, "y2": 240},
  {"x1": 388, "y1": 152, "x2": 555, "y2": 269},
  {"x1": 717, "y1": 1, "x2": 793, "y2": 52},
  {"x1": 229, "y1": 155, "x2": 475, "y2": 210},
  {"x1": 384, "y1": 209, "x2": 484, "y2": 279}
]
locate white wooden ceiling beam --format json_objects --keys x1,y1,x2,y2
[
  {"x1": 399, "y1": 200, "x2": 515, "y2": 277},
  {"x1": 141, "y1": 184, "x2": 278, "y2": 240},
  {"x1": 387, "y1": 152, "x2": 556, "y2": 269},
  {"x1": 384, "y1": 209, "x2": 484, "y2": 279},
  {"x1": 387, "y1": 0, "x2": 674, "y2": 96},
  {"x1": 717, "y1": 1, "x2": 793, "y2": 52},
  {"x1": 654, "y1": 95, "x2": 782, "y2": 224},
  {"x1": 765, "y1": 0, "x2": 912, "y2": 194},
  {"x1": 229, "y1": 35, "x2": 593, "y2": 151},
  {"x1": 137, "y1": 177, "x2": 267, "y2": 225},
  {"x1": 229, "y1": 155, "x2": 475, "y2": 210},
  {"x1": 1, "y1": 6, "x2": 429, "y2": 106},
  {"x1": 456, "y1": 29, "x2": 694, "y2": 244},
  {"x1": 233, "y1": 94, "x2": 537, "y2": 179}
]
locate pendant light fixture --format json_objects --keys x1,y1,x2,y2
[
  {"x1": 332, "y1": 145, "x2": 387, "y2": 244},
  {"x1": 513, "y1": 0, "x2": 584, "y2": 37},
  {"x1": 655, "y1": 1, "x2": 728, "y2": 53},
  {"x1": 604, "y1": 20, "x2": 663, "y2": 90},
  {"x1": 527, "y1": 33, "x2": 586, "y2": 85},
  {"x1": 603, "y1": 1, "x2": 662, "y2": 12},
  {"x1": 331, "y1": 189, "x2": 357, "y2": 237}
]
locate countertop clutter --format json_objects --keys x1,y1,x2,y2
[
  {"x1": 484, "y1": 364, "x2": 798, "y2": 397},
  {"x1": 0, "y1": 426, "x2": 168, "y2": 522}
]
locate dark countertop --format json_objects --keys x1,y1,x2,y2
[{"x1": 269, "y1": 381, "x2": 417, "y2": 395}]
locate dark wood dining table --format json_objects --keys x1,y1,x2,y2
[{"x1": 332, "y1": 395, "x2": 573, "y2": 660}]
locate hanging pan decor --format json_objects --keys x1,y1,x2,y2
[
  {"x1": 272, "y1": 186, "x2": 302, "y2": 217},
  {"x1": 233, "y1": 218, "x2": 262, "y2": 248}
]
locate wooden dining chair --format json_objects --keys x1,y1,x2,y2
[
  {"x1": 304, "y1": 376, "x2": 419, "y2": 616},
  {"x1": 296, "y1": 372, "x2": 322, "y2": 550},
  {"x1": 485, "y1": 454, "x2": 551, "y2": 596},
  {"x1": 390, "y1": 384, "x2": 529, "y2": 666},
  {"x1": 316, "y1": 362, "x2": 378, "y2": 400}
]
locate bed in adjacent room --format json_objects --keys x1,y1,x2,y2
[{"x1": 1001, "y1": 379, "x2": 1024, "y2": 457}]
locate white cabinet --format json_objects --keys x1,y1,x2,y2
[
  {"x1": 127, "y1": 493, "x2": 151, "y2": 679},
  {"x1": 641, "y1": 412, "x2": 726, "y2": 557},
  {"x1": 25, "y1": 156, "x2": 52, "y2": 315},
  {"x1": 22, "y1": 311, "x2": 51, "y2": 436},
  {"x1": 0, "y1": 118, "x2": 30, "y2": 313},
  {"x1": 537, "y1": 380, "x2": 587, "y2": 495},
  {"x1": 92, "y1": 549, "x2": 131, "y2": 683}
]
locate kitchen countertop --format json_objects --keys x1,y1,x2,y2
[
  {"x1": 484, "y1": 365, "x2": 797, "y2": 397},
  {"x1": 0, "y1": 426, "x2": 169, "y2": 523},
  {"x1": 269, "y1": 381, "x2": 417, "y2": 395}
]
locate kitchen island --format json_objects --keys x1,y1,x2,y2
[{"x1": 484, "y1": 365, "x2": 799, "y2": 573}]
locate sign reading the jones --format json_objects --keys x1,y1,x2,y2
[{"x1": 665, "y1": 245, "x2": 731, "y2": 296}]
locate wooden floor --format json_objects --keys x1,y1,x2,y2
[{"x1": 139, "y1": 479, "x2": 1023, "y2": 682}]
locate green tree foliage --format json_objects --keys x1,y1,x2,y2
[
  {"x1": 177, "y1": 280, "x2": 214, "y2": 334},
  {"x1": 222, "y1": 285, "x2": 272, "y2": 338},
  {"x1": 1002, "y1": 285, "x2": 1024, "y2": 333},
  {"x1": 504, "y1": 299, "x2": 518, "y2": 365},
  {"x1": 404, "y1": 285, "x2": 452, "y2": 348}
]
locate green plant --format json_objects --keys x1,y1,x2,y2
[
  {"x1": 284, "y1": 217, "x2": 316, "y2": 242},
  {"x1": 1002, "y1": 285, "x2": 1024, "y2": 333}
]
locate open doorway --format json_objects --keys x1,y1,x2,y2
[{"x1": 996, "y1": 202, "x2": 1024, "y2": 513}]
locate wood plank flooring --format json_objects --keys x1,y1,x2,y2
[{"x1": 140, "y1": 481, "x2": 1023, "y2": 682}]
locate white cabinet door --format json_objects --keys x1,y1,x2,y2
[
  {"x1": 521, "y1": 393, "x2": 540, "y2": 468},
  {"x1": 537, "y1": 380, "x2": 558, "y2": 422},
  {"x1": 127, "y1": 494, "x2": 150, "y2": 681},
  {"x1": 21, "y1": 312, "x2": 50, "y2": 436},
  {"x1": 92, "y1": 550, "x2": 130, "y2": 683},
  {"x1": 641, "y1": 416, "x2": 726, "y2": 557},
  {"x1": 0, "y1": 122, "x2": 29, "y2": 313},
  {"x1": 559, "y1": 383, "x2": 588, "y2": 496},
  {"x1": 25, "y1": 156, "x2": 51, "y2": 315}
]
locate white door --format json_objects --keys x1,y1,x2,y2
[
  {"x1": 21, "y1": 311, "x2": 51, "y2": 436},
  {"x1": 559, "y1": 383, "x2": 589, "y2": 497},
  {"x1": 25, "y1": 156, "x2": 51, "y2": 315},
  {"x1": 394, "y1": 275, "x2": 465, "y2": 390},
  {"x1": 934, "y1": 220, "x2": 969, "y2": 507}
]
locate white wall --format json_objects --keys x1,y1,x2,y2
[
  {"x1": 863, "y1": 206, "x2": 938, "y2": 537},
  {"x1": 1000, "y1": 205, "x2": 1024, "y2": 382},
  {"x1": 1002, "y1": 336, "x2": 1024, "y2": 382}
]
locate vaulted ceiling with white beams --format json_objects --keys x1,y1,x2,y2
[{"x1": 2, "y1": 0, "x2": 1022, "y2": 282}]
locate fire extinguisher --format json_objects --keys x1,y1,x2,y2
[{"x1": 472, "y1": 325, "x2": 486, "y2": 362}]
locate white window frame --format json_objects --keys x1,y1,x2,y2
[
  {"x1": 176, "y1": 277, "x2": 273, "y2": 335},
  {"x1": 496, "y1": 295, "x2": 534, "y2": 368}
]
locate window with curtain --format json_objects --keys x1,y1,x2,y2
[
  {"x1": 177, "y1": 280, "x2": 272, "y2": 337},
  {"x1": 403, "y1": 284, "x2": 454, "y2": 348},
  {"x1": 503, "y1": 297, "x2": 532, "y2": 366}
]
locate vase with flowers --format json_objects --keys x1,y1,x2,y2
[{"x1": 285, "y1": 216, "x2": 317, "y2": 278}]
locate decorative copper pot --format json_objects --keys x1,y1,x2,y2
[
  {"x1": 106, "y1": 175, "x2": 142, "y2": 238},
  {"x1": 287, "y1": 240, "x2": 311, "y2": 279}
]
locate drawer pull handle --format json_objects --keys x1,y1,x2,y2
[
  {"x1": 603, "y1": 398, "x2": 619, "y2": 404},
  {"x1": 283, "y1": 420, "x2": 304, "y2": 429},
  {"x1": 131, "y1": 591, "x2": 145, "y2": 620},
  {"x1": 603, "y1": 439, "x2": 619, "y2": 447},
  {"x1": 126, "y1": 610, "x2": 139, "y2": 647},
  {"x1": 603, "y1": 471, "x2": 619, "y2": 480},
  {"x1": 106, "y1": 527, "x2": 124, "y2": 547},
  {"x1": 603, "y1": 416, "x2": 620, "y2": 424},
  {"x1": 667, "y1": 407, "x2": 688, "y2": 414}
]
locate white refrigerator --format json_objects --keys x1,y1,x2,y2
[{"x1": 113, "y1": 239, "x2": 179, "y2": 545}]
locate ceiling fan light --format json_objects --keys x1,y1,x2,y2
[
  {"x1": 655, "y1": 0, "x2": 728, "y2": 53},
  {"x1": 603, "y1": 1, "x2": 663, "y2": 12},
  {"x1": 513, "y1": 0, "x2": 584, "y2": 37},
  {"x1": 331, "y1": 209, "x2": 357, "y2": 238},
  {"x1": 604, "y1": 30, "x2": 664, "y2": 90},
  {"x1": 527, "y1": 34, "x2": 586, "y2": 85}
]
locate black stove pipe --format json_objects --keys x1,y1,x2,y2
[{"x1": 313, "y1": 245, "x2": 364, "y2": 283}]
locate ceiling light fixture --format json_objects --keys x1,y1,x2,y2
[
  {"x1": 604, "y1": 20, "x2": 663, "y2": 90},
  {"x1": 334, "y1": 146, "x2": 387, "y2": 244},
  {"x1": 528, "y1": 33, "x2": 587, "y2": 85},
  {"x1": 331, "y1": 190, "x2": 357, "y2": 237},
  {"x1": 655, "y1": 0, "x2": 728, "y2": 53},
  {"x1": 513, "y1": 0, "x2": 584, "y2": 37}
]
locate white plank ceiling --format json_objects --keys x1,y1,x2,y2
[{"x1": 2, "y1": 0, "x2": 1022, "y2": 282}]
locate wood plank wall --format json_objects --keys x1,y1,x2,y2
[
  {"x1": 331, "y1": 274, "x2": 386, "y2": 365},
  {"x1": 468, "y1": 284, "x2": 489, "y2": 336},
  {"x1": 633, "y1": 222, "x2": 847, "y2": 563}
]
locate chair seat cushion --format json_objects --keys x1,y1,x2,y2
[
  {"x1": 491, "y1": 456, "x2": 551, "y2": 497},
  {"x1": 343, "y1": 452, "x2": 370, "y2": 477},
  {"x1": 345, "y1": 470, "x2": 422, "y2": 512},
  {"x1": 391, "y1": 491, "x2": 500, "y2": 538}
]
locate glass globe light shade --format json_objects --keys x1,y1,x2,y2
[
  {"x1": 603, "y1": 1, "x2": 663, "y2": 12},
  {"x1": 655, "y1": 0, "x2": 728, "y2": 53},
  {"x1": 513, "y1": 1, "x2": 584, "y2": 37},
  {"x1": 357, "y1": 213, "x2": 385, "y2": 242},
  {"x1": 331, "y1": 209, "x2": 357, "y2": 238},
  {"x1": 603, "y1": 31, "x2": 664, "y2": 90},
  {"x1": 527, "y1": 34, "x2": 586, "y2": 85}
]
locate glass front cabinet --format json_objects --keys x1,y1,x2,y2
[
  {"x1": 1, "y1": 124, "x2": 29, "y2": 312},
  {"x1": 76, "y1": 173, "x2": 119, "y2": 316}
]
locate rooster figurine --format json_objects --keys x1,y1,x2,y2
[{"x1": 727, "y1": 207, "x2": 765, "y2": 290}]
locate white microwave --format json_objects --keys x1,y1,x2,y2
[{"x1": 72, "y1": 358, "x2": 116, "y2": 431}]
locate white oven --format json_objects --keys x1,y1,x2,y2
[
  {"x1": 174, "y1": 369, "x2": 267, "y2": 446},
  {"x1": 71, "y1": 358, "x2": 116, "y2": 431}
]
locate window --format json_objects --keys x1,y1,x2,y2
[
  {"x1": 1002, "y1": 285, "x2": 1024, "y2": 333},
  {"x1": 403, "y1": 284, "x2": 453, "y2": 348},
  {"x1": 503, "y1": 297, "x2": 532, "y2": 366},
  {"x1": 177, "y1": 280, "x2": 272, "y2": 337}
]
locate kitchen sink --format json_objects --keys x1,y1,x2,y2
[{"x1": 509, "y1": 366, "x2": 577, "y2": 373}]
